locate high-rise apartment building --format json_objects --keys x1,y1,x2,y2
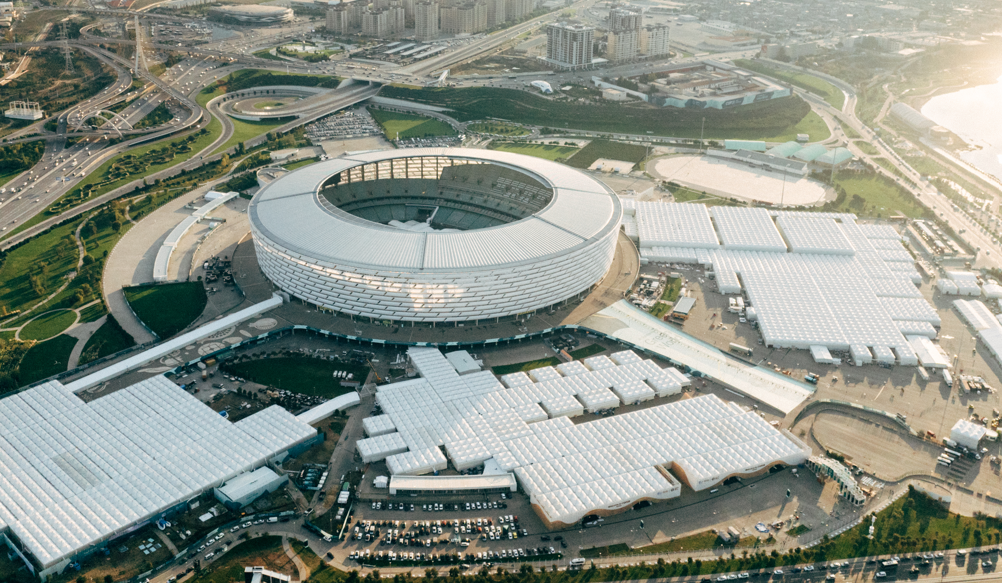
[
  {"x1": 608, "y1": 7, "x2": 640, "y2": 32},
  {"x1": 362, "y1": 5, "x2": 404, "y2": 36},
  {"x1": 440, "y1": 1, "x2": 487, "y2": 33},
  {"x1": 415, "y1": 1, "x2": 439, "y2": 40},
  {"x1": 607, "y1": 28, "x2": 639, "y2": 62},
  {"x1": 641, "y1": 23, "x2": 670, "y2": 57},
  {"x1": 545, "y1": 21, "x2": 594, "y2": 70},
  {"x1": 326, "y1": 1, "x2": 363, "y2": 34}
]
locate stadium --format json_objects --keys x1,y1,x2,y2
[
  {"x1": 208, "y1": 4, "x2": 295, "y2": 24},
  {"x1": 248, "y1": 148, "x2": 623, "y2": 323}
]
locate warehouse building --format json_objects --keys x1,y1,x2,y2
[
  {"x1": 637, "y1": 204, "x2": 932, "y2": 359},
  {"x1": 214, "y1": 468, "x2": 289, "y2": 510},
  {"x1": 357, "y1": 348, "x2": 810, "y2": 528},
  {"x1": 0, "y1": 377, "x2": 319, "y2": 577}
]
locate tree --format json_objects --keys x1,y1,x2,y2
[
  {"x1": 104, "y1": 575, "x2": 113, "y2": 583},
  {"x1": 112, "y1": 220, "x2": 122, "y2": 233}
]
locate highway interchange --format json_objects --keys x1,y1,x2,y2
[{"x1": 3, "y1": 5, "x2": 1002, "y2": 582}]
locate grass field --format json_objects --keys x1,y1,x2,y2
[
  {"x1": 50, "y1": 118, "x2": 223, "y2": 215},
  {"x1": 186, "y1": 537, "x2": 302, "y2": 583},
  {"x1": 222, "y1": 356, "x2": 368, "y2": 396},
  {"x1": 663, "y1": 277, "x2": 683, "y2": 303},
  {"x1": 252, "y1": 49, "x2": 287, "y2": 62},
  {"x1": 212, "y1": 116, "x2": 290, "y2": 156},
  {"x1": 124, "y1": 282, "x2": 207, "y2": 339},
  {"x1": 568, "y1": 344, "x2": 606, "y2": 359},
  {"x1": 17, "y1": 334, "x2": 76, "y2": 385},
  {"x1": 566, "y1": 139, "x2": 649, "y2": 170},
  {"x1": 855, "y1": 140, "x2": 879, "y2": 156},
  {"x1": 0, "y1": 217, "x2": 83, "y2": 318},
  {"x1": 734, "y1": 60, "x2": 845, "y2": 111},
  {"x1": 284, "y1": 157, "x2": 319, "y2": 170},
  {"x1": 756, "y1": 110, "x2": 831, "y2": 142},
  {"x1": 79, "y1": 315, "x2": 135, "y2": 365},
  {"x1": 832, "y1": 172, "x2": 926, "y2": 218},
  {"x1": 582, "y1": 531, "x2": 727, "y2": 558},
  {"x1": 19, "y1": 310, "x2": 77, "y2": 341},
  {"x1": 380, "y1": 86, "x2": 815, "y2": 139},
  {"x1": 468, "y1": 121, "x2": 530, "y2": 136},
  {"x1": 78, "y1": 302, "x2": 107, "y2": 323},
  {"x1": 650, "y1": 302, "x2": 671, "y2": 319},
  {"x1": 487, "y1": 142, "x2": 579, "y2": 161},
  {"x1": 492, "y1": 356, "x2": 561, "y2": 375},
  {"x1": 368, "y1": 108, "x2": 456, "y2": 140}
]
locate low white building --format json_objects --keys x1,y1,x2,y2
[{"x1": 950, "y1": 418, "x2": 987, "y2": 450}]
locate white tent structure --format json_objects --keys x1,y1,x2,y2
[
  {"x1": 906, "y1": 336, "x2": 951, "y2": 369},
  {"x1": 950, "y1": 419, "x2": 987, "y2": 450},
  {"x1": 362, "y1": 348, "x2": 810, "y2": 528},
  {"x1": 635, "y1": 204, "x2": 932, "y2": 359},
  {"x1": 0, "y1": 377, "x2": 317, "y2": 576}
]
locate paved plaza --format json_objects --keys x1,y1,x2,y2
[{"x1": 651, "y1": 154, "x2": 833, "y2": 207}]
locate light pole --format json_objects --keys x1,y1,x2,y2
[{"x1": 699, "y1": 116, "x2": 705, "y2": 152}]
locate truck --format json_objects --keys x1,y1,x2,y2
[
  {"x1": 917, "y1": 367, "x2": 930, "y2": 382},
  {"x1": 943, "y1": 369, "x2": 953, "y2": 387},
  {"x1": 729, "y1": 343, "x2": 753, "y2": 357},
  {"x1": 881, "y1": 559, "x2": 899, "y2": 568},
  {"x1": 804, "y1": 373, "x2": 820, "y2": 385}
]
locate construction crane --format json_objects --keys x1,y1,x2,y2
[{"x1": 366, "y1": 359, "x2": 383, "y2": 384}]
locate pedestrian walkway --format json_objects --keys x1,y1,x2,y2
[{"x1": 282, "y1": 536, "x2": 310, "y2": 582}]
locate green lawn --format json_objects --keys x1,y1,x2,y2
[
  {"x1": 19, "y1": 310, "x2": 77, "y2": 341},
  {"x1": 854, "y1": 140, "x2": 879, "y2": 156},
  {"x1": 734, "y1": 59, "x2": 845, "y2": 111},
  {"x1": 566, "y1": 139, "x2": 649, "y2": 170},
  {"x1": 492, "y1": 357, "x2": 561, "y2": 375},
  {"x1": 78, "y1": 302, "x2": 107, "y2": 323},
  {"x1": 368, "y1": 108, "x2": 456, "y2": 140},
  {"x1": 831, "y1": 172, "x2": 927, "y2": 218},
  {"x1": 124, "y1": 282, "x2": 207, "y2": 339},
  {"x1": 468, "y1": 121, "x2": 530, "y2": 136},
  {"x1": 211, "y1": 116, "x2": 290, "y2": 156},
  {"x1": 650, "y1": 302, "x2": 671, "y2": 319},
  {"x1": 284, "y1": 157, "x2": 319, "y2": 170},
  {"x1": 133, "y1": 101, "x2": 173, "y2": 130},
  {"x1": 17, "y1": 334, "x2": 76, "y2": 385},
  {"x1": 49, "y1": 118, "x2": 223, "y2": 215},
  {"x1": 568, "y1": 344, "x2": 606, "y2": 359},
  {"x1": 662, "y1": 277, "x2": 682, "y2": 302},
  {"x1": 839, "y1": 120, "x2": 861, "y2": 139},
  {"x1": 583, "y1": 531, "x2": 726, "y2": 558},
  {"x1": 756, "y1": 110, "x2": 831, "y2": 143},
  {"x1": 487, "y1": 142, "x2": 579, "y2": 161},
  {"x1": 252, "y1": 49, "x2": 287, "y2": 62},
  {"x1": 0, "y1": 217, "x2": 83, "y2": 317},
  {"x1": 179, "y1": 536, "x2": 299, "y2": 583},
  {"x1": 222, "y1": 357, "x2": 368, "y2": 397},
  {"x1": 79, "y1": 315, "x2": 135, "y2": 365},
  {"x1": 380, "y1": 86, "x2": 815, "y2": 139}
]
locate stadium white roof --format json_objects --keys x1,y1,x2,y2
[
  {"x1": 249, "y1": 148, "x2": 620, "y2": 272},
  {"x1": 0, "y1": 376, "x2": 316, "y2": 571},
  {"x1": 360, "y1": 348, "x2": 809, "y2": 527}
]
